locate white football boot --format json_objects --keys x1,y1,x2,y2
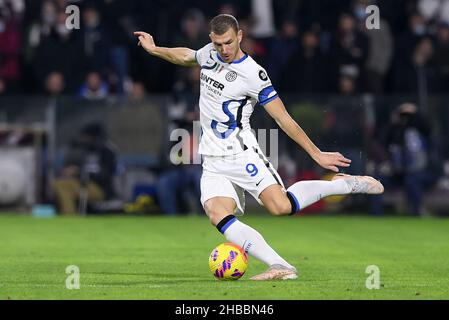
[
  {"x1": 250, "y1": 264, "x2": 298, "y2": 281},
  {"x1": 332, "y1": 173, "x2": 384, "y2": 194}
]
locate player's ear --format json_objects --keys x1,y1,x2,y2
[{"x1": 237, "y1": 30, "x2": 242, "y2": 44}]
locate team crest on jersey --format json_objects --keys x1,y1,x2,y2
[
  {"x1": 259, "y1": 70, "x2": 268, "y2": 81},
  {"x1": 225, "y1": 71, "x2": 237, "y2": 82}
]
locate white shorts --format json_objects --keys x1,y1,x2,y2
[{"x1": 200, "y1": 146, "x2": 285, "y2": 215}]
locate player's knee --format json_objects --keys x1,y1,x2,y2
[
  {"x1": 203, "y1": 201, "x2": 214, "y2": 217},
  {"x1": 204, "y1": 202, "x2": 227, "y2": 225},
  {"x1": 269, "y1": 200, "x2": 292, "y2": 217}
]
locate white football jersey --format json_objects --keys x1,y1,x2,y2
[{"x1": 195, "y1": 43, "x2": 279, "y2": 156}]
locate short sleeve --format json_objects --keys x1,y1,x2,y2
[
  {"x1": 247, "y1": 68, "x2": 279, "y2": 106},
  {"x1": 195, "y1": 43, "x2": 214, "y2": 66}
]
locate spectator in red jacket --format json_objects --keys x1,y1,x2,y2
[{"x1": 0, "y1": 4, "x2": 21, "y2": 93}]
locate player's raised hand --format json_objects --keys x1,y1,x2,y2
[
  {"x1": 134, "y1": 31, "x2": 156, "y2": 54},
  {"x1": 313, "y1": 151, "x2": 352, "y2": 173}
]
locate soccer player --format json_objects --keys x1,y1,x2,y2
[{"x1": 134, "y1": 14, "x2": 384, "y2": 280}]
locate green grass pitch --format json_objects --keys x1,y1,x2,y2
[{"x1": 0, "y1": 214, "x2": 448, "y2": 300}]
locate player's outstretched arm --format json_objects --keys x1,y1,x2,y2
[
  {"x1": 134, "y1": 31, "x2": 197, "y2": 67},
  {"x1": 264, "y1": 97, "x2": 352, "y2": 173}
]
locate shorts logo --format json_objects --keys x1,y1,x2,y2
[
  {"x1": 259, "y1": 70, "x2": 268, "y2": 81},
  {"x1": 225, "y1": 71, "x2": 237, "y2": 82}
]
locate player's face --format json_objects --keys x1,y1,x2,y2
[{"x1": 210, "y1": 28, "x2": 242, "y2": 63}]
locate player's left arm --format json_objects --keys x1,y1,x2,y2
[{"x1": 263, "y1": 97, "x2": 352, "y2": 172}]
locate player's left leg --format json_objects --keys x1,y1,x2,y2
[
  {"x1": 252, "y1": 175, "x2": 383, "y2": 280},
  {"x1": 260, "y1": 174, "x2": 384, "y2": 216}
]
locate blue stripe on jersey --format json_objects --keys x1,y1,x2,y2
[
  {"x1": 217, "y1": 53, "x2": 248, "y2": 64},
  {"x1": 258, "y1": 86, "x2": 278, "y2": 105},
  {"x1": 233, "y1": 54, "x2": 248, "y2": 64},
  {"x1": 259, "y1": 94, "x2": 279, "y2": 106}
]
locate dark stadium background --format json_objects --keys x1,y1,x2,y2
[{"x1": 0, "y1": 0, "x2": 448, "y2": 217}]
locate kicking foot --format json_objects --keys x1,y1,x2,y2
[
  {"x1": 250, "y1": 264, "x2": 298, "y2": 281},
  {"x1": 332, "y1": 174, "x2": 384, "y2": 195}
]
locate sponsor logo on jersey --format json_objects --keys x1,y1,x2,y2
[
  {"x1": 200, "y1": 73, "x2": 225, "y2": 90},
  {"x1": 225, "y1": 71, "x2": 237, "y2": 82},
  {"x1": 259, "y1": 70, "x2": 268, "y2": 81}
]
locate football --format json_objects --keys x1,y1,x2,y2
[{"x1": 209, "y1": 243, "x2": 248, "y2": 280}]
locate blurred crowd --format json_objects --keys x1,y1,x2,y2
[
  {"x1": 1, "y1": 0, "x2": 449, "y2": 217},
  {"x1": 1, "y1": 0, "x2": 449, "y2": 97}
]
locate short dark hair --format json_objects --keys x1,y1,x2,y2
[{"x1": 210, "y1": 14, "x2": 239, "y2": 35}]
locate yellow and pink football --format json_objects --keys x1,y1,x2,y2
[{"x1": 209, "y1": 243, "x2": 248, "y2": 280}]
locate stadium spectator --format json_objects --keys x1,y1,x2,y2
[
  {"x1": 266, "y1": 18, "x2": 300, "y2": 86},
  {"x1": 22, "y1": 0, "x2": 57, "y2": 92},
  {"x1": 80, "y1": 5, "x2": 111, "y2": 80},
  {"x1": 433, "y1": 22, "x2": 449, "y2": 91},
  {"x1": 371, "y1": 103, "x2": 437, "y2": 216},
  {"x1": 218, "y1": 2, "x2": 238, "y2": 16},
  {"x1": 32, "y1": 9, "x2": 81, "y2": 93},
  {"x1": 129, "y1": 81, "x2": 146, "y2": 102},
  {"x1": 418, "y1": 0, "x2": 449, "y2": 25},
  {"x1": 53, "y1": 123, "x2": 118, "y2": 215},
  {"x1": 97, "y1": 0, "x2": 135, "y2": 95},
  {"x1": 245, "y1": 0, "x2": 277, "y2": 65},
  {"x1": 392, "y1": 12, "x2": 429, "y2": 92},
  {"x1": 79, "y1": 71, "x2": 109, "y2": 101},
  {"x1": 44, "y1": 71, "x2": 65, "y2": 96},
  {"x1": 24, "y1": 0, "x2": 58, "y2": 58},
  {"x1": 413, "y1": 37, "x2": 439, "y2": 91},
  {"x1": 250, "y1": 0, "x2": 276, "y2": 39},
  {"x1": 173, "y1": 9, "x2": 208, "y2": 50},
  {"x1": 279, "y1": 29, "x2": 329, "y2": 93},
  {"x1": 0, "y1": 0, "x2": 24, "y2": 18},
  {"x1": 239, "y1": 20, "x2": 260, "y2": 59},
  {"x1": 397, "y1": 36, "x2": 439, "y2": 94},
  {"x1": 296, "y1": 0, "x2": 352, "y2": 32},
  {"x1": 156, "y1": 66, "x2": 202, "y2": 215},
  {"x1": 330, "y1": 13, "x2": 369, "y2": 92},
  {"x1": 0, "y1": 78, "x2": 5, "y2": 95},
  {"x1": 212, "y1": 0, "x2": 251, "y2": 20},
  {"x1": 0, "y1": 1, "x2": 22, "y2": 93},
  {"x1": 172, "y1": 9, "x2": 209, "y2": 81},
  {"x1": 352, "y1": 0, "x2": 394, "y2": 93},
  {"x1": 322, "y1": 75, "x2": 367, "y2": 175}
]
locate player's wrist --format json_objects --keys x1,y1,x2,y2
[
  {"x1": 308, "y1": 146, "x2": 321, "y2": 157},
  {"x1": 146, "y1": 46, "x2": 158, "y2": 55},
  {"x1": 310, "y1": 149, "x2": 322, "y2": 161}
]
